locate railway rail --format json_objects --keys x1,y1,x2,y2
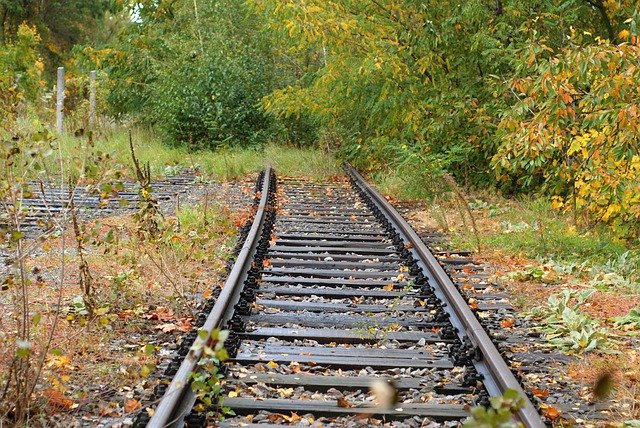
[{"x1": 142, "y1": 166, "x2": 546, "y2": 427}]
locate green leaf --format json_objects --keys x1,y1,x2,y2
[{"x1": 144, "y1": 343, "x2": 155, "y2": 355}]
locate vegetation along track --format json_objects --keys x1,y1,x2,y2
[{"x1": 142, "y1": 166, "x2": 545, "y2": 427}]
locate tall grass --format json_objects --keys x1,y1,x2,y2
[{"x1": 45, "y1": 127, "x2": 341, "y2": 181}]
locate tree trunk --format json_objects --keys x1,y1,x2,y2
[
  {"x1": 0, "y1": 6, "x2": 7, "y2": 45},
  {"x1": 585, "y1": 0, "x2": 616, "y2": 42}
]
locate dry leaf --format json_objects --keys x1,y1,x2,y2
[
  {"x1": 531, "y1": 388, "x2": 550, "y2": 398},
  {"x1": 43, "y1": 388, "x2": 74, "y2": 410},
  {"x1": 277, "y1": 388, "x2": 294, "y2": 398},
  {"x1": 543, "y1": 406, "x2": 561, "y2": 420},
  {"x1": 125, "y1": 399, "x2": 142, "y2": 413},
  {"x1": 289, "y1": 361, "x2": 301, "y2": 373},
  {"x1": 228, "y1": 391, "x2": 238, "y2": 398},
  {"x1": 500, "y1": 318, "x2": 515, "y2": 328},
  {"x1": 283, "y1": 412, "x2": 301, "y2": 423},
  {"x1": 155, "y1": 323, "x2": 179, "y2": 333},
  {"x1": 267, "y1": 360, "x2": 279, "y2": 368},
  {"x1": 383, "y1": 283, "x2": 394, "y2": 292},
  {"x1": 267, "y1": 414, "x2": 285, "y2": 422},
  {"x1": 337, "y1": 397, "x2": 353, "y2": 408},
  {"x1": 143, "y1": 306, "x2": 175, "y2": 322}
]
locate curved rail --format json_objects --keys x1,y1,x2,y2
[
  {"x1": 344, "y1": 164, "x2": 545, "y2": 428},
  {"x1": 147, "y1": 166, "x2": 273, "y2": 428}
]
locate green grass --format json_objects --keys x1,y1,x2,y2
[
  {"x1": 46, "y1": 127, "x2": 341, "y2": 181},
  {"x1": 445, "y1": 195, "x2": 640, "y2": 287},
  {"x1": 368, "y1": 163, "x2": 640, "y2": 286},
  {"x1": 371, "y1": 168, "x2": 442, "y2": 201},
  {"x1": 475, "y1": 198, "x2": 629, "y2": 263}
]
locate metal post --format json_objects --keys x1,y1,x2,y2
[
  {"x1": 89, "y1": 70, "x2": 97, "y2": 129},
  {"x1": 56, "y1": 67, "x2": 65, "y2": 133}
]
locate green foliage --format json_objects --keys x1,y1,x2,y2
[
  {"x1": 529, "y1": 290, "x2": 616, "y2": 353},
  {"x1": 105, "y1": 0, "x2": 308, "y2": 148},
  {"x1": 191, "y1": 329, "x2": 235, "y2": 418},
  {"x1": 495, "y1": 35, "x2": 640, "y2": 235},
  {"x1": 455, "y1": 197, "x2": 628, "y2": 265},
  {"x1": 614, "y1": 308, "x2": 640, "y2": 332},
  {"x1": 463, "y1": 389, "x2": 525, "y2": 428},
  {"x1": 251, "y1": 0, "x2": 636, "y2": 190},
  {"x1": 0, "y1": 24, "x2": 44, "y2": 121},
  {"x1": 0, "y1": 0, "x2": 118, "y2": 71}
]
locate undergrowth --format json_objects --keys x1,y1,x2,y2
[{"x1": 14, "y1": 126, "x2": 341, "y2": 181}]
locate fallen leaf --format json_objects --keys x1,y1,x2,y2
[
  {"x1": 543, "y1": 406, "x2": 561, "y2": 420},
  {"x1": 228, "y1": 391, "x2": 238, "y2": 398},
  {"x1": 337, "y1": 397, "x2": 353, "y2": 408},
  {"x1": 277, "y1": 388, "x2": 294, "y2": 398},
  {"x1": 155, "y1": 323, "x2": 179, "y2": 333},
  {"x1": 125, "y1": 399, "x2": 142, "y2": 413},
  {"x1": 383, "y1": 283, "x2": 394, "y2": 292},
  {"x1": 283, "y1": 412, "x2": 301, "y2": 423},
  {"x1": 143, "y1": 306, "x2": 175, "y2": 322},
  {"x1": 531, "y1": 388, "x2": 550, "y2": 398},
  {"x1": 43, "y1": 388, "x2": 74, "y2": 410},
  {"x1": 289, "y1": 361, "x2": 301, "y2": 373},
  {"x1": 267, "y1": 360, "x2": 279, "y2": 368},
  {"x1": 500, "y1": 318, "x2": 515, "y2": 328},
  {"x1": 175, "y1": 318, "x2": 193, "y2": 332},
  {"x1": 267, "y1": 414, "x2": 285, "y2": 422}
]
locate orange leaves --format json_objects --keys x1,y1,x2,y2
[
  {"x1": 144, "y1": 306, "x2": 193, "y2": 332},
  {"x1": 154, "y1": 318, "x2": 193, "y2": 333},
  {"x1": 541, "y1": 404, "x2": 561, "y2": 420},
  {"x1": 531, "y1": 387, "x2": 550, "y2": 398},
  {"x1": 337, "y1": 397, "x2": 353, "y2": 408},
  {"x1": 124, "y1": 399, "x2": 142, "y2": 413},
  {"x1": 143, "y1": 306, "x2": 175, "y2": 322},
  {"x1": 43, "y1": 388, "x2": 75, "y2": 411},
  {"x1": 266, "y1": 413, "x2": 302, "y2": 423},
  {"x1": 496, "y1": 40, "x2": 640, "y2": 235},
  {"x1": 500, "y1": 318, "x2": 515, "y2": 328}
]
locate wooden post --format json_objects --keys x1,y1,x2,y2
[
  {"x1": 89, "y1": 70, "x2": 97, "y2": 128},
  {"x1": 56, "y1": 67, "x2": 65, "y2": 133}
]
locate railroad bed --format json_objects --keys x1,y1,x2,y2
[
  {"x1": 0, "y1": 174, "x2": 196, "y2": 234},
  {"x1": 143, "y1": 166, "x2": 545, "y2": 427}
]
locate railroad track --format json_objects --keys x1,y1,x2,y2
[
  {"x1": 0, "y1": 174, "x2": 195, "y2": 235},
  {"x1": 142, "y1": 166, "x2": 545, "y2": 427}
]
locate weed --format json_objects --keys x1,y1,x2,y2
[
  {"x1": 507, "y1": 264, "x2": 562, "y2": 285},
  {"x1": 462, "y1": 389, "x2": 525, "y2": 427},
  {"x1": 190, "y1": 329, "x2": 235, "y2": 419},
  {"x1": 614, "y1": 308, "x2": 640, "y2": 333},
  {"x1": 528, "y1": 290, "x2": 616, "y2": 354}
]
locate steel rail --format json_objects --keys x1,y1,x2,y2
[
  {"x1": 147, "y1": 166, "x2": 273, "y2": 428},
  {"x1": 345, "y1": 164, "x2": 545, "y2": 428}
]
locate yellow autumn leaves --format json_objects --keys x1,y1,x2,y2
[{"x1": 495, "y1": 39, "x2": 640, "y2": 235}]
